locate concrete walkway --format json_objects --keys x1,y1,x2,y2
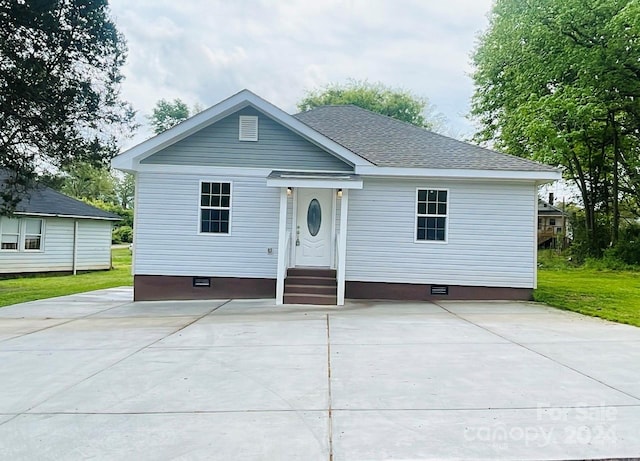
[{"x1": 0, "y1": 288, "x2": 639, "y2": 460}]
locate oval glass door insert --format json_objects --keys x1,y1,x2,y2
[{"x1": 307, "y1": 199, "x2": 322, "y2": 236}]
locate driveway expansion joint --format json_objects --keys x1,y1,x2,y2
[{"x1": 326, "y1": 314, "x2": 334, "y2": 461}]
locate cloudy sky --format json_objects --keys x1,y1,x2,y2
[{"x1": 109, "y1": 0, "x2": 495, "y2": 145}]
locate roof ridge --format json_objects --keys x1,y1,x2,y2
[{"x1": 294, "y1": 104, "x2": 361, "y2": 116}]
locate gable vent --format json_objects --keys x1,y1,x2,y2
[{"x1": 239, "y1": 115, "x2": 258, "y2": 141}]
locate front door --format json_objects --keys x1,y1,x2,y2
[{"x1": 295, "y1": 188, "x2": 332, "y2": 267}]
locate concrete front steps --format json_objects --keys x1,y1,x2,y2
[{"x1": 284, "y1": 267, "x2": 337, "y2": 305}]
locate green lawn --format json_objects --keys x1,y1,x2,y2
[
  {"x1": 535, "y1": 255, "x2": 640, "y2": 327},
  {"x1": 2, "y1": 248, "x2": 639, "y2": 328},
  {"x1": 0, "y1": 247, "x2": 132, "y2": 308}
]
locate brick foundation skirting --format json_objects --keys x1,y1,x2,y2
[
  {"x1": 134, "y1": 275, "x2": 276, "y2": 301},
  {"x1": 134, "y1": 275, "x2": 532, "y2": 302},
  {"x1": 345, "y1": 281, "x2": 532, "y2": 301}
]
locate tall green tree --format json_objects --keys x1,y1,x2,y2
[
  {"x1": 115, "y1": 172, "x2": 135, "y2": 209},
  {"x1": 298, "y1": 80, "x2": 446, "y2": 132},
  {"x1": 43, "y1": 163, "x2": 133, "y2": 208},
  {"x1": 147, "y1": 98, "x2": 191, "y2": 134},
  {"x1": 471, "y1": 0, "x2": 640, "y2": 253},
  {"x1": 0, "y1": 0, "x2": 136, "y2": 215},
  {"x1": 61, "y1": 163, "x2": 117, "y2": 204}
]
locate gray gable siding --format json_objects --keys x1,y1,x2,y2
[{"x1": 142, "y1": 107, "x2": 353, "y2": 172}]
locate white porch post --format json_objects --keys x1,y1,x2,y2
[
  {"x1": 337, "y1": 188, "x2": 349, "y2": 305},
  {"x1": 276, "y1": 187, "x2": 288, "y2": 305}
]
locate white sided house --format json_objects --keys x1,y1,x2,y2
[
  {"x1": 113, "y1": 90, "x2": 560, "y2": 305},
  {"x1": 0, "y1": 174, "x2": 120, "y2": 275}
]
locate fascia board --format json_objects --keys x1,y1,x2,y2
[
  {"x1": 355, "y1": 166, "x2": 562, "y2": 181},
  {"x1": 266, "y1": 178, "x2": 363, "y2": 189}
]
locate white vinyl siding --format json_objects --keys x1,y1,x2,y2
[
  {"x1": 133, "y1": 173, "x2": 537, "y2": 288},
  {"x1": 74, "y1": 220, "x2": 113, "y2": 271},
  {"x1": 134, "y1": 172, "x2": 285, "y2": 277},
  {"x1": 345, "y1": 178, "x2": 536, "y2": 288},
  {"x1": 0, "y1": 218, "x2": 112, "y2": 274}
]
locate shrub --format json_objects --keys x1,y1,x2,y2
[
  {"x1": 537, "y1": 249, "x2": 575, "y2": 270},
  {"x1": 608, "y1": 224, "x2": 640, "y2": 266},
  {"x1": 84, "y1": 199, "x2": 134, "y2": 228},
  {"x1": 112, "y1": 225, "x2": 133, "y2": 244},
  {"x1": 568, "y1": 210, "x2": 610, "y2": 263}
]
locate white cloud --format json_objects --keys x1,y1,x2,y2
[{"x1": 110, "y1": 0, "x2": 494, "y2": 146}]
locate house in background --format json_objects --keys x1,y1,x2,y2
[
  {"x1": 112, "y1": 90, "x2": 560, "y2": 305},
  {"x1": 538, "y1": 193, "x2": 568, "y2": 249},
  {"x1": 0, "y1": 173, "x2": 120, "y2": 275}
]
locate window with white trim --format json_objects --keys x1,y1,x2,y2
[
  {"x1": 416, "y1": 189, "x2": 447, "y2": 241},
  {"x1": 0, "y1": 217, "x2": 44, "y2": 251},
  {"x1": 200, "y1": 182, "x2": 231, "y2": 233}
]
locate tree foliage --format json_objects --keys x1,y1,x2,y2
[
  {"x1": 0, "y1": 0, "x2": 136, "y2": 215},
  {"x1": 60, "y1": 163, "x2": 117, "y2": 204},
  {"x1": 115, "y1": 172, "x2": 135, "y2": 209},
  {"x1": 471, "y1": 0, "x2": 640, "y2": 254},
  {"x1": 147, "y1": 98, "x2": 192, "y2": 134},
  {"x1": 298, "y1": 80, "x2": 446, "y2": 132},
  {"x1": 47, "y1": 162, "x2": 133, "y2": 209}
]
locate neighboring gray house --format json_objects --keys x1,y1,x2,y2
[
  {"x1": 538, "y1": 193, "x2": 569, "y2": 248},
  {"x1": 0, "y1": 176, "x2": 120, "y2": 274},
  {"x1": 112, "y1": 90, "x2": 560, "y2": 305}
]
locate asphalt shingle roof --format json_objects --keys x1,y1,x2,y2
[
  {"x1": 0, "y1": 172, "x2": 121, "y2": 220},
  {"x1": 294, "y1": 105, "x2": 558, "y2": 172}
]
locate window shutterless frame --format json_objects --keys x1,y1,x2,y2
[
  {"x1": 197, "y1": 180, "x2": 233, "y2": 236},
  {"x1": 23, "y1": 218, "x2": 45, "y2": 251},
  {"x1": 0, "y1": 217, "x2": 45, "y2": 252},
  {"x1": 0, "y1": 216, "x2": 20, "y2": 251},
  {"x1": 414, "y1": 187, "x2": 449, "y2": 244}
]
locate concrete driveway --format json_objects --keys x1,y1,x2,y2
[{"x1": 0, "y1": 288, "x2": 639, "y2": 460}]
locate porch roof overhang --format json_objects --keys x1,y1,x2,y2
[{"x1": 266, "y1": 170, "x2": 363, "y2": 189}]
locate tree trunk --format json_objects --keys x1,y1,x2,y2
[
  {"x1": 611, "y1": 112, "x2": 620, "y2": 245},
  {"x1": 569, "y1": 146, "x2": 597, "y2": 253}
]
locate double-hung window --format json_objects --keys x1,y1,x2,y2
[
  {"x1": 24, "y1": 219, "x2": 43, "y2": 250},
  {"x1": 0, "y1": 217, "x2": 44, "y2": 251},
  {"x1": 200, "y1": 181, "x2": 231, "y2": 234},
  {"x1": 416, "y1": 189, "x2": 448, "y2": 242},
  {"x1": 0, "y1": 217, "x2": 20, "y2": 250}
]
